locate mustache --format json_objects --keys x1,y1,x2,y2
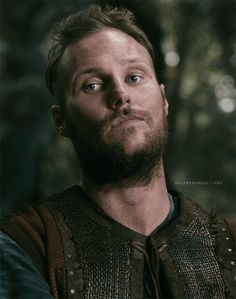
[{"x1": 100, "y1": 108, "x2": 153, "y2": 133}]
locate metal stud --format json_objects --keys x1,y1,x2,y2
[
  {"x1": 228, "y1": 248, "x2": 232, "y2": 252},
  {"x1": 222, "y1": 228, "x2": 226, "y2": 231},
  {"x1": 70, "y1": 289, "x2": 75, "y2": 294},
  {"x1": 69, "y1": 271, "x2": 74, "y2": 276},
  {"x1": 225, "y1": 237, "x2": 229, "y2": 240},
  {"x1": 68, "y1": 254, "x2": 72, "y2": 258},
  {"x1": 230, "y1": 261, "x2": 235, "y2": 266}
]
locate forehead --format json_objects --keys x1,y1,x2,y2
[{"x1": 63, "y1": 28, "x2": 154, "y2": 72}]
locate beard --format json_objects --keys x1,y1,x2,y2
[{"x1": 67, "y1": 107, "x2": 168, "y2": 188}]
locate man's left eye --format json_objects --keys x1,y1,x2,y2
[{"x1": 127, "y1": 74, "x2": 142, "y2": 84}]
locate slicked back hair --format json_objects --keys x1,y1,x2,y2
[{"x1": 46, "y1": 5, "x2": 155, "y2": 110}]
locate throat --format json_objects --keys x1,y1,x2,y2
[{"x1": 81, "y1": 166, "x2": 170, "y2": 236}]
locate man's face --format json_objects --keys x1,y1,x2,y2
[{"x1": 56, "y1": 28, "x2": 169, "y2": 186}]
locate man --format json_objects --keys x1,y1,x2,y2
[{"x1": 1, "y1": 5, "x2": 235, "y2": 299}]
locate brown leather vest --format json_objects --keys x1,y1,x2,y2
[{"x1": 1, "y1": 185, "x2": 236, "y2": 298}]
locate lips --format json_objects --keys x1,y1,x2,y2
[{"x1": 111, "y1": 115, "x2": 144, "y2": 128}]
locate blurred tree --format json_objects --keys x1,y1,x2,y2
[{"x1": 159, "y1": 0, "x2": 236, "y2": 216}]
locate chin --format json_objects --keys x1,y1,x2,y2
[
  {"x1": 71, "y1": 116, "x2": 168, "y2": 187},
  {"x1": 104, "y1": 127, "x2": 148, "y2": 153},
  {"x1": 123, "y1": 140, "x2": 148, "y2": 157}
]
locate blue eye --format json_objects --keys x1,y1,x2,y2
[
  {"x1": 83, "y1": 82, "x2": 103, "y2": 93},
  {"x1": 127, "y1": 74, "x2": 142, "y2": 84}
]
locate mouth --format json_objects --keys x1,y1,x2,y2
[{"x1": 111, "y1": 116, "x2": 145, "y2": 128}]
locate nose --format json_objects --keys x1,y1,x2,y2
[{"x1": 108, "y1": 79, "x2": 130, "y2": 110}]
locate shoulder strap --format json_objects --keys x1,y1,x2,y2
[
  {"x1": 1, "y1": 203, "x2": 67, "y2": 299},
  {"x1": 1, "y1": 206, "x2": 47, "y2": 277}
]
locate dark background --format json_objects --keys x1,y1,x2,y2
[{"x1": 0, "y1": 0, "x2": 235, "y2": 218}]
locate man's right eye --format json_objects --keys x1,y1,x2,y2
[{"x1": 83, "y1": 82, "x2": 103, "y2": 93}]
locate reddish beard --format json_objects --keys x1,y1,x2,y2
[{"x1": 67, "y1": 106, "x2": 168, "y2": 187}]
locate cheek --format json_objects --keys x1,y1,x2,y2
[
  {"x1": 145, "y1": 89, "x2": 165, "y2": 124},
  {"x1": 66, "y1": 97, "x2": 107, "y2": 129},
  {"x1": 137, "y1": 84, "x2": 163, "y2": 111}
]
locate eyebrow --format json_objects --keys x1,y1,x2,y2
[
  {"x1": 75, "y1": 67, "x2": 105, "y2": 78},
  {"x1": 74, "y1": 60, "x2": 149, "y2": 78}
]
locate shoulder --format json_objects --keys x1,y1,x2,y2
[
  {"x1": 171, "y1": 190, "x2": 236, "y2": 245},
  {"x1": 0, "y1": 231, "x2": 53, "y2": 299},
  {"x1": 0, "y1": 185, "x2": 81, "y2": 276},
  {"x1": 0, "y1": 185, "x2": 81, "y2": 235},
  {"x1": 0, "y1": 202, "x2": 53, "y2": 276},
  {"x1": 172, "y1": 191, "x2": 236, "y2": 267},
  {"x1": 170, "y1": 190, "x2": 210, "y2": 224},
  {"x1": 0, "y1": 186, "x2": 80, "y2": 298}
]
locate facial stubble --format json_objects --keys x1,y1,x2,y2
[{"x1": 68, "y1": 106, "x2": 168, "y2": 188}]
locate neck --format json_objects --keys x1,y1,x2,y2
[{"x1": 80, "y1": 162, "x2": 170, "y2": 236}]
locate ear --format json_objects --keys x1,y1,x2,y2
[
  {"x1": 51, "y1": 105, "x2": 69, "y2": 137},
  {"x1": 160, "y1": 84, "x2": 169, "y2": 116}
]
